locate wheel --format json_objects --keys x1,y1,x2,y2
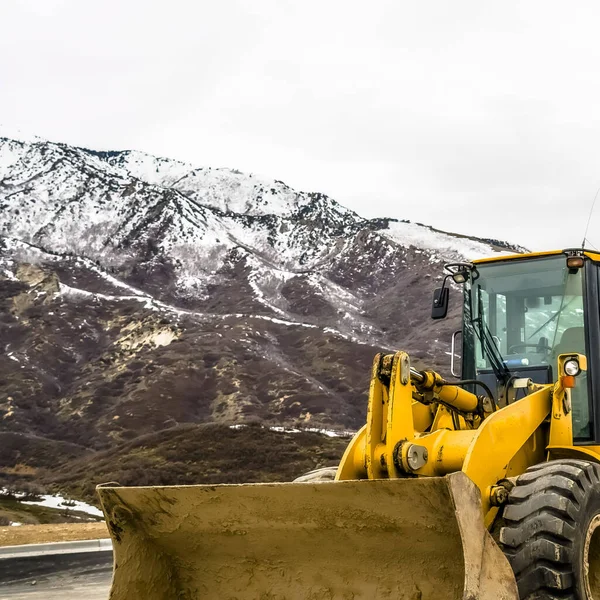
[
  {"x1": 499, "y1": 459, "x2": 600, "y2": 599},
  {"x1": 293, "y1": 466, "x2": 337, "y2": 482}
]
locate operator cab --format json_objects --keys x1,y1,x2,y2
[{"x1": 433, "y1": 251, "x2": 598, "y2": 442}]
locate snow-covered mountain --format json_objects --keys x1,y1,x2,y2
[
  {"x1": 0, "y1": 132, "x2": 519, "y2": 334},
  {"x1": 0, "y1": 137, "x2": 514, "y2": 267},
  {"x1": 0, "y1": 130, "x2": 523, "y2": 483}
]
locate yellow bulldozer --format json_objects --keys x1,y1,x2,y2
[{"x1": 97, "y1": 249, "x2": 600, "y2": 599}]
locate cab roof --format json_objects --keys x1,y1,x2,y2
[{"x1": 473, "y1": 249, "x2": 600, "y2": 265}]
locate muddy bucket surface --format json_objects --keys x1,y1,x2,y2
[{"x1": 97, "y1": 472, "x2": 517, "y2": 599}]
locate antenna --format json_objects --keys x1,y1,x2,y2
[{"x1": 582, "y1": 185, "x2": 600, "y2": 248}]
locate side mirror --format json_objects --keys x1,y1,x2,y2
[{"x1": 431, "y1": 286, "x2": 449, "y2": 319}]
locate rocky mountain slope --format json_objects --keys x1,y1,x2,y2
[{"x1": 0, "y1": 129, "x2": 522, "y2": 498}]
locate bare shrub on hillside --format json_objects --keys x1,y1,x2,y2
[{"x1": 19, "y1": 481, "x2": 45, "y2": 501}]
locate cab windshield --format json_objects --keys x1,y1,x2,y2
[{"x1": 463, "y1": 256, "x2": 590, "y2": 438}]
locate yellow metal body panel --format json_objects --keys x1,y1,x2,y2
[
  {"x1": 412, "y1": 429, "x2": 476, "y2": 476},
  {"x1": 335, "y1": 425, "x2": 367, "y2": 480},
  {"x1": 548, "y1": 354, "x2": 588, "y2": 447},
  {"x1": 473, "y1": 249, "x2": 562, "y2": 264},
  {"x1": 585, "y1": 251, "x2": 600, "y2": 262},
  {"x1": 547, "y1": 445, "x2": 600, "y2": 464},
  {"x1": 363, "y1": 352, "x2": 435, "y2": 479},
  {"x1": 576, "y1": 445, "x2": 600, "y2": 456},
  {"x1": 364, "y1": 354, "x2": 388, "y2": 479},
  {"x1": 430, "y1": 405, "x2": 470, "y2": 431},
  {"x1": 412, "y1": 399, "x2": 434, "y2": 431},
  {"x1": 461, "y1": 385, "x2": 551, "y2": 522},
  {"x1": 385, "y1": 351, "x2": 415, "y2": 478},
  {"x1": 505, "y1": 428, "x2": 547, "y2": 478},
  {"x1": 548, "y1": 382, "x2": 573, "y2": 447},
  {"x1": 472, "y1": 249, "x2": 600, "y2": 266}
]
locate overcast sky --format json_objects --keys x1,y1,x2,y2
[{"x1": 3, "y1": 1, "x2": 600, "y2": 250}]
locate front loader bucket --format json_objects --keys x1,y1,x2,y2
[{"x1": 97, "y1": 472, "x2": 518, "y2": 600}]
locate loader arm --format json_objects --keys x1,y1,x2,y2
[
  {"x1": 335, "y1": 351, "x2": 552, "y2": 525},
  {"x1": 461, "y1": 383, "x2": 550, "y2": 525}
]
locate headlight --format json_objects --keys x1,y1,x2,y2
[{"x1": 564, "y1": 358, "x2": 581, "y2": 376}]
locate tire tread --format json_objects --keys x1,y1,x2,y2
[{"x1": 500, "y1": 459, "x2": 600, "y2": 599}]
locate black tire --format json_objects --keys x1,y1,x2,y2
[
  {"x1": 293, "y1": 466, "x2": 337, "y2": 482},
  {"x1": 499, "y1": 459, "x2": 600, "y2": 599}
]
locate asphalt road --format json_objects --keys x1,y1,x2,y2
[{"x1": 0, "y1": 552, "x2": 112, "y2": 599}]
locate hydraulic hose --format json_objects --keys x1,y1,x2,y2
[{"x1": 449, "y1": 379, "x2": 497, "y2": 411}]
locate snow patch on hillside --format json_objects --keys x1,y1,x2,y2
[
  {"x1": 229, "y1": 423, "x2": 355, "y2": 438},
  {"x1": 379, "y1": 221, "x2": 507, "y2": 261},
  {"x1": 105, "y1": 150, "x2": 196, "y2": 187},
  {"x1": 21, "y1": 493, "x2": 104, "y2": 518}
]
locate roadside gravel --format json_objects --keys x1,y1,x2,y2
[{"x1": 0, "y1": 523, "x2": 108, "y2": 547}]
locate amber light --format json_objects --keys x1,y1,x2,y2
[
  {"x1": 567, "y1": 256, "x2": 585, "y2": 269},
  {"x1": 561, "y1": 375, "x2": 576, "y2": 388}
]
